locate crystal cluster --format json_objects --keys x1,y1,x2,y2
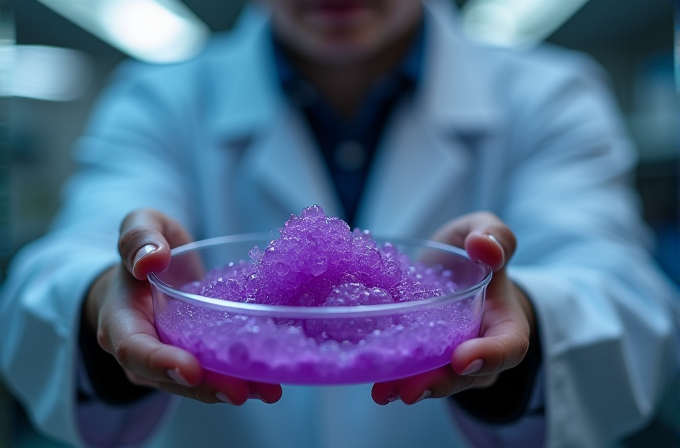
[{"x1": 183, "y1": 205, "x2": 457, "y2": 307}]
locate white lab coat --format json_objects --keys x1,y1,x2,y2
[{"x1": 1, "y1": 1, "x2": 677, "y2": 448}]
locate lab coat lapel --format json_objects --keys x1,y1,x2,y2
[
  {"x1": 358, "y1": 1, "x2": 501, "y2": 237},
  {"x1": 211, "y1": 5, "x2": 341, "y2": 222},
  {"x1": 242, "y1": 108, "x2": 342, "y2": 219}
]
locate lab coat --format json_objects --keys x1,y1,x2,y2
[{"x1": 1, "y1": 1, "x2": 677, "y2": 448}]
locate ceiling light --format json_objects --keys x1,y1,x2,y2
[
  {"x1": 0, "y1": 45, "x2": 92, "y2": 101},
  {"x1": 36, "y1": 0, "x2": 209, "y2": 64},
  {"x1": 462, "y1": 0, "x2": 590, "y2": 48}
]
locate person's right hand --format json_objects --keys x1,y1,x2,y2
[{"x1": 83, "y1": 208, "x2": 283, "y2": 405}]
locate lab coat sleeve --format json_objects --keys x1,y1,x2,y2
[
  {"x1": 493, "y1": 52, "x2": 678, "y2": 448},
  {"x1": 449, "y1": 365, "x2": 546, "y2": 448},
  {"x1": 0, "y1": 61, "x2": 200, "y2": 447}
]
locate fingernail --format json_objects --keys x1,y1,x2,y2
[
  {"x1": 415, "y1": 390, "x2": 432, "y2": 403},
  {"x1": 166, "y1": 368, "x2": 191, "y2": 387},
  {"x1": 132, "y1": 244, "x2": 158, "y2": 271},
  {"x1": 386, "y1": 393, "x2": 400, "y2": 403},
  {"x1": 487, "y1": 235, "x2": 505, "y2": 262},
  {"x1": 249, "y1": 393, "x2": 270, "y2": 404},
  {"x1": 215, "y1": 391, "x2": 234, "y2": 404},
  {"x1": 461, "y1": 359, "x2": 484, "y2": 375}
]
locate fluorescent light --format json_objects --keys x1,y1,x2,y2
[
  {"x1": 0, "y1": 5, "x2": 15, "y2": 100},
  {"x1": 0, "y1": 45, "x2": 92, "y2": 101},
  {"x1": 36, "y1": 0, "x2": 210, "y2": 63},
  {"x1": 462, "y1": 0, "x2": 590, "y2": 48},
  {"x1": 0, "y1": 45, "x2": 12, "y2": 99}
]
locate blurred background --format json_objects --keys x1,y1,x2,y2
[{"x1": 0, "y1": 0, "x2": 678, "y2": 447}]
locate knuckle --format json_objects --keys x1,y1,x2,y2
[
  {"x1": 118, "y1": 225, "x2": 150, "y2": 255},
  {"x1": 96, "y1": 327, "x2": 112, "y2": 353},
  {"x1": 119, "y1": 209, "x2": 150, "y2": 233},
  {"x1": 478, "y1": 211, "x2": 499, "y2": 222},
  {"x1": 112, "y1": 337, "x2": 132, "y2": 370},
  {"x1": 450, "y1": 374, "x2": 476, "y2": 395},
  {"x1": 496, "y1": 333, "x2": 530, "y2": 369},
  {"x1": 440, "y1": 369, "x2": 476, "y2": 396},
  {"x1": 126, "y1": 371, "x2": 150, "y2": 387},
  {"x1": 518, "y1": 334, "x2": 531, "y2": 363},
  {"x1": 159, "y1": 381, "x2": 185, "y2": 397},
  {"x1": 478, "y1": 373, "x2": 499, "y2": 389},
  {"x1": 520, "y1": 333, "x2": 530, "y2": 354},
  {"x1": 144, "y1": 345, "x2": 164, "y2": 376},
  {"x1": 498, "y1": 226, "x2": 517, "y2": 254},
  {"x1": 160, "y1": 382, "x2": 209, "y2": 403},
  {"x1": 494, "y1": 336, "x2": 511, "y2": 369}
]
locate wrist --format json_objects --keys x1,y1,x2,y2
[
  {"x1": 79, "y1": 264, "x2": 155, "y2": 405},
  {"x1": 451, "y1": 282, "x2": 542, "y2": 423},
  {"x1": 513, "y1": 281, "x2": 537, "y2": 343}
]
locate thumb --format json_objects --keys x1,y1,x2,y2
[
  {"x1": 432, "y1": 212, "x2": 517, "y2": 272},
  {"x1": 118, "y1": 208, "x2": 193, "y2": 280}
]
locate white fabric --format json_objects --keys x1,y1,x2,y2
[{"x1": 1, "y1": 1, "x2": 677, "y2": 448}]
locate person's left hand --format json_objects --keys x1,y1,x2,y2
[{"x1": 371, "y1": 212, "x2": 536, "y2": 405}]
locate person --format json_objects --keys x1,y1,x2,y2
[{"x1": 1, "y1": 0, "x2": 678, "y2": 447}]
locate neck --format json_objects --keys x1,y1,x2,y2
[{"x1": 282, "y1": 24, "x2": 420, "y2": 119}]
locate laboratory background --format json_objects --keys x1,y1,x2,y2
[{"x1": 0, "y1": 0, "x2": 678, "y2": 447}]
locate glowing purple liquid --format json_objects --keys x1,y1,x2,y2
[{"x1": 154, "y1": 206, "x2": 484, "y2": 384}]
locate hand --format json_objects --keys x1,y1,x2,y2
[
  {"x1": 371, "y1": 212, "x2": 536, "y2": 405},
  {"x1": 83, "y1": 208, "x2": 283, "y2": 405}
]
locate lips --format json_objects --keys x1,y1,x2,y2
[
  {"x1": 305, "y1": 0, "x2": 372, "y2": 23},
  {"x1": 315, "y1": 0, "x2": 364, "y2": 15}
]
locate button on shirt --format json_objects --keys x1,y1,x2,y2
[{"x1": 272, "y1": 23, "x2": 425, "y2": 226}]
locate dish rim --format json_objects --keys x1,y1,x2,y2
[{"x1": 148, "y1": 232, "x2": 492, "y2": 319}]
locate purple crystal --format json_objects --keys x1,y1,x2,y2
[{"x1": 186, "y1": 205, "x2": 457, "y2": 307}]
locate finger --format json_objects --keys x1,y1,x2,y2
[
  {"x1": 131, "y1": 371, "x2": 281, "y2": 405},
  {"x1": 431, "y1": 212, "x2": 517, "y2": 271},
  {"x1": 158, "y1": 380, "x2": 248, "y2": 405},
  {"x1": 203, "y1": 370, "x2": 252, "y2": 406},
  {"x1": 118, "y1": 208, "x2": 193, "y2": 280},
  {"x1": 451, "y1": 319, "x2": 531, "y2": 377},
  {"x1": 465, "y1": 233, "x2": 506, "y2": 272},
  {"x1": 118, "y1": 334, "x2": 256, "y2": 405},
  {"x1": 247, "y1": 382, "x2": 283, "y2": 404},
  {"x1": 101, "y1": 301, "x2": 204, "y2": 388},
  {"x1": 373, "y1": 367, "x2": 499, "y2": 406},
  {"x1": 122, "y1": 375, "x2": 251, "y2": 405},
  {"x1": 398, "y1": 367, "x2": 465, "y2": 403},
  {"x1": 125, "y1": 372, "x2": 254, "y2": 405},
  {"x1": 395, "y1": 366, "x2": 499, "y2": 404},
  {"x1": 113, "y1": 331, "x2": 204, "y2": 386},
  {"x1": 371, "y1": 380, "x2": 400, "y2": 405},
  {"x1": 125, "y1": 371, "x2": 159, "y2": 389}
]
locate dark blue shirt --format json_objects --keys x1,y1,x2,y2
[{"x1": 272, "y1": 23, "x2": 425, "y2": 226}]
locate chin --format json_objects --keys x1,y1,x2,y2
[
  {"x1": 312, "y1": 45, "x2": 373, "y2": 66},
  {"x1": 304, "y1": 30, "x2": 387, "y2": 66}
]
